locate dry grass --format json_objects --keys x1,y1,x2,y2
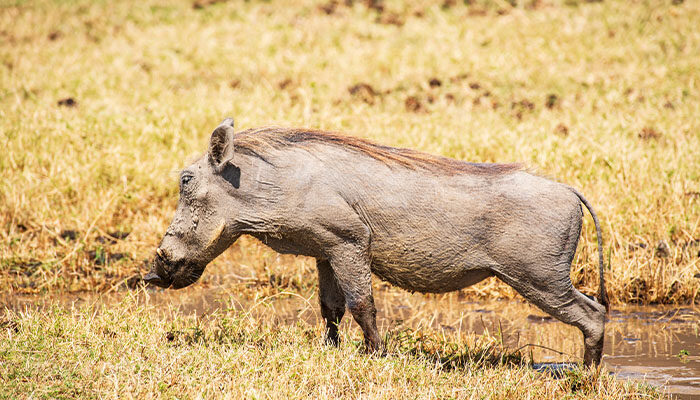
[
  {"x1": 1, "y1": 0, "x2": 699, "y2": 303},
  {"x1": 0, "y1": 294, "x2": 664, "y2": 399}
]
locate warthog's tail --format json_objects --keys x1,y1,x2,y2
[{"x1": 569, "y1": 187, "x2": 609, "y2": 312}]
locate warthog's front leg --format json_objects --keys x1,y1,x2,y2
[
  {"x1": 316, "y1": 259, "x2": 346, "y2": 346},
  {"x1": 328, "y1": 245, "x2": 384, "y2": 354},
  {"x1": 346, "y1": 293, "x2": 384, "y2": 355}
]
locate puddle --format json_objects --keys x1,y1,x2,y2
[{"x1": 2, "y1": 286, "x2": 698, "y2": 398}]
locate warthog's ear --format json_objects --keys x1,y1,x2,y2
[{"x1": 208, "y1": 118, "x2": 235, "y2": 173}]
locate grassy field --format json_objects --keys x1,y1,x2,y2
[
  {"x1": 0, "y1": 293, "x2": 664, "y2": 399},
  {"x1": 0, "y1": 0, "x2": 698, "y2": 397}
]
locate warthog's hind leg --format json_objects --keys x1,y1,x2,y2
[
  {"x1": 494, "y1": 268, "x2": 606, "y2": 366},
  {"x1": 317, "y1": 259, "x2": 346, "y2": 346}
]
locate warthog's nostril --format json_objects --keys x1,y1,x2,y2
[{"x1": 143, "y1": 272, "x2": 169, "y2": 288}]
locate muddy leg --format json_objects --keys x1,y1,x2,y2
[
  {"x1": 348, "y1": 293, "x2": 384, "y2": 354},
  {"x1": 495, "y1": 269, "x2": 606, "y2": 366},
  {"x1": 329, "y1": 248, "x2": 384, "y2": 354},
  {"x1": 317, "y1": 259, "x2": 346, "y2": 346}
]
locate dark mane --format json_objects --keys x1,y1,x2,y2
[{"x1": 233, "y1": 127, "x2": 521, "y2": 175}]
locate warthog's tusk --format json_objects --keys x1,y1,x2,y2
[
  {"x1": 206, "y1": 220, "x2": 226, "y2": 249},
  {"x1": 156, "y1": 248, "x2": 164, "y2": 259}
]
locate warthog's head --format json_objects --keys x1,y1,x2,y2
[{"x1": 145, "y1": 118, "x2": 242, "y2": 289}]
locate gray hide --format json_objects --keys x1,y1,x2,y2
[{"x1": 146, "y1": 118, "x2": 608, "y2": 366}]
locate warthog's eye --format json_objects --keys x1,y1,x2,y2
[{"x1": 181, "y1": 174, "x2": 193, "y2": 186}]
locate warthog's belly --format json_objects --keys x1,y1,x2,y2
[{"x1": 369, "y1": 257, "x2": 494, "y2": 293}]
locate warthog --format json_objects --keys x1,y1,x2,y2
[{"x1": 145, "y1": 118, "x2": 609, "y2": 366}]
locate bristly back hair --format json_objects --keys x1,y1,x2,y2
[{"x1": 233, "y1": 126, "x2": 522, "y2": 175}]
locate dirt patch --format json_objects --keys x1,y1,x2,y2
[
  {"x1": 278, "y1": 78, "x2": 293, "y2": 90},
  {"x1": 316, "y1": 0, "x2": 401, "y2": 24},
  {"x1": 638, "y1": 126, "x2": 662, "y2": 140},
  {"x1": 361, "y1": 0, "x2": 385, "y2": 13},
  {"x1": 526, "y1": 0, "x2": 546, "y2": 10},
  {"x1": 405, "y1": 96, "x2": 425, "y2": 113},
  {"x1": 628, "y1": 242, "x2": 648, "y2": 252},
  {"x1": 57, "y1": 97, "x2": 77, "y2": 107},
  {"x1": 511, "y1": 99, "x2": 535, "y2": 120},
  {"x1": 376, "y1": 12, "x2": 404, "y2": 26},
  {"x1": 467, "y1": 7, "x2": 488, "y2": 17},
  {"x1": 545, "y1": 93, "x2": 559, "y2": 109},
  {"x1": 318, "y1": 0, "x2": 340, "y2": 15},
  {"x1": 512, "y1": 99, "x2": 535, "y2": 110},
  {"x1": 554, "y1": 123, "x2": 569, "y2": 136},
  {"x1": 428, "y1": 78, "x2": 442, "y2": 88},
  {"x1": 139, "y1": 62, "x2": 152, "y2": 73},
  {"x1": 0, "y1": 319, "x2": 19, "y2": 333},
  {"x1": 655, "y1": 240, "x2": 671, "y2": 258},
  {"x1": 348, "y1": 83, "x2": 378, "y2": 105},
  {"x1": 108, "y1": 231, "x2": 130, "y2": 240},
  {"x1": 192, "y1": 0, "x2": 227, "y2": 10},
  {"x1": 3, "y1": 259, "x2": 43, "y2": 277},
  {"x1": 441, "y1": 0, "x2": 457, "y2": 9},
  {"x1": 60, "y1": 229, "x2": 79, "y2": 241},
  {"x1": 326, "y1": 0, "x2": 385, "y2": 14}
]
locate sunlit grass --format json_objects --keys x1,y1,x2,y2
[{"x1": 0, "y1": 295, "x2": 663, "y2": 399}]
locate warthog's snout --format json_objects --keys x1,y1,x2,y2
[
  {"x1": 144, "y1": 247, "x2": 205, "y2": 289},
  {"x1": 143, "y1": 248, "x2": 174, "y2": 288}
]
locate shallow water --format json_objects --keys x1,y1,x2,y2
[{"x1": 3, "y1": 287, "x2": 699, "y2": 398}]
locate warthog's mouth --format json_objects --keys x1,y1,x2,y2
[{"x1": 170, "y1": 267, "x2": 204, "y2": 289}]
